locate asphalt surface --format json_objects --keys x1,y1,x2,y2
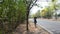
[{"x1": 29, "y1": 19, "x2": 60, "y2": 34}]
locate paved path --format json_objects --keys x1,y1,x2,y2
[{"x1": 29, "y1": 19, "x2": 60, "y2": 34}]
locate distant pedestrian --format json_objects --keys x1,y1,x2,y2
[{"x1": 34, "y1": 17, "x2": 37, "y2": 28}]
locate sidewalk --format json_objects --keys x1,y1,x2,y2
[
  {"x1": 40, "y1": 18, "x2": 60, "y2": 21},
  {"x1": 13, "y1": 22, "x2": 50, "y2": 34}
]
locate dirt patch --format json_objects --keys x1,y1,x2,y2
[{"x1": 13, "y1": 22, "x2": 50, "y2": 34}]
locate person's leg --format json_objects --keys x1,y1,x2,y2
[{"x1": 35, "y1": 23, "x2": 36, "y2": 28}]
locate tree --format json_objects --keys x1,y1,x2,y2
[
  {"x1": 51, "y1": 0, "x2": 58, "y2": 20},
  {"x1": 58, "y1": 13, "x2": 60, "y2": 17},
  {"x1": 40, "y1": 7, "x2": 54, "y2": 19},
  {"x1": 0, "y1": 0, "x2": 27, "y2": 34},
  {"x1": 0, "y1": 0, "x2": 38, "y2": 34},
  {"x1": 35, "y1": 10, "x2": 41, "y2": 18},
  {"x1": 25, "y1": 0, "x2": 37, "y2": 30}
]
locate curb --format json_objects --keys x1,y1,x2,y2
[{"x1": 37, "y1": 24, "x2": 54, "y2": 34}]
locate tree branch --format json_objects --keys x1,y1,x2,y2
[{"x1": 29, "y1": 0, "x2": 37, "y2": 10}]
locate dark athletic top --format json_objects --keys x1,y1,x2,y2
[{"x1": 34, "y1": 17, "x2": 37, "y2": 23}]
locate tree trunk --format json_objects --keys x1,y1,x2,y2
[{"x1": 26, "y1": 10, "x2": 29, "y2": 31}]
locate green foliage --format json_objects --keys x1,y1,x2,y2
[
  {"x1": 0, "y1": 31, "x2": 2, "y2": 34},
  {"x1": 40, "y1": 7, "x2": 54, "y2": 18},
  {"x1": 34, "y1": 10, "x2": 41, "y2": 18},
  {"x1": 58, "y1": 14, "x2": 60, "y2": 17},
  {"x1": 0, "y1": 0, "x2": 27, "y2": 34}
]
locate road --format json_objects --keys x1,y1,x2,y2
[{"x1": 29, "y1": 19, "x2": 60, "y2": 34}]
